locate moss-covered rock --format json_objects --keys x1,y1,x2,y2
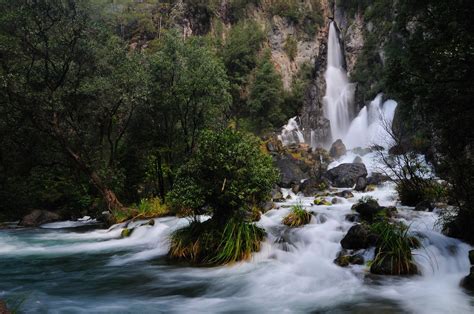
[{"x1": 121, "y1": 228, "x2": 134, "y2": 238}]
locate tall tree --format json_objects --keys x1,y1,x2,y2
[
  {"x1": 385, "y1": 0, "x2": 474, "y2": 242},
  {"x1": 0, "y1": 0, "x2": 147, "y2": 213}
]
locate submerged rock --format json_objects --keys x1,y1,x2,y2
[
  {"x1": 329, "y1": 139, "x2": 347, "y2": 159},
  {"x1": 325, "y1": 163, "x2": 368, "y2": 188},
  {"x1": 121, "y1": 228, "x2": 133, "y2": 238},
  {"x1": 334, "y1": 251, "x2": 365, "y2": 267},
  {"x1": 18, "y1": 209, "x2": 61, "y2": 227},
  {"x1": 335, "y1": 190, "x2": 354, "y2": 198}
]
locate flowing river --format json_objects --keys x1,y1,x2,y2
[{"x1": 1, "y1": 151, "x2": 473, "y2": 313}]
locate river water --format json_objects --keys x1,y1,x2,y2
[{"x1": 1, "y1": 152, "x2": 473, "y2": 313}]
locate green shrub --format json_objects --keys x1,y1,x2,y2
[
  {"x1": 369, "y1": 221, "x2": 419, "y2": 275},
  {"x1": 168, "y1": 128, "x2": 277, "y2": 265},
  {"x1": 282, "y1": 204, "x2": 312, "y2": 227},
  {"x1": 397, "y1": 179, "x2": 448, "y2": 206},
  {"x1": 168, "y1": 128, "x2": 278, "y2": 221}
]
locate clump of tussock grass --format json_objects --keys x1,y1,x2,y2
[{"x1": 282, "y1": 204, "x2": 312, "y2": 227}]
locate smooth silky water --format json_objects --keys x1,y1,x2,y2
[{"x1": 1, "y1": 152, "x2": 473, "y2": 313}]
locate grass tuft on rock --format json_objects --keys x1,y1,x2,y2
[
  {"x1": 369, "y1": 221, "x2": 419, "y2": 275},
  {"x1": 282, "y1": 204, "x2": 312, "y2": 227},
  {"x1": 169, "y1": 218, "x2": 265, "y2": 265}
]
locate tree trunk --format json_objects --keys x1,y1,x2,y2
[{"x1": 63, "y1": 145, "x2": 124, "y2": 213}]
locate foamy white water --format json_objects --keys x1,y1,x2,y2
[{"x1": 1, "y1": 153, "x2": 473, "y2": 313}]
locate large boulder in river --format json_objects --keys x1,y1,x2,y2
[
  {"x1": 325, "y1": 163, "x2": 368, "y2": 188},
  {"x1": 351, "y1": 198, "x2": 382, "y2": 222},
  {"x1": 275, "y1": 157, "x2": 307, "y2": 188},
  {"x1": 299, "y1": 178, "x2": 329, "y2": 196},
  {"x1": 18, "y1": 209, "x2": 61, "y2": 227},
  {"x1": 329, "y1": 139, "x2": 347, "y2": 159},
  {"x1": 341, "y1": 224, "x2": 377, "y2": 250}
]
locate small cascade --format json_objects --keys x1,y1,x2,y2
[
  {"x1": 343, "y1": 94, "x2": 398, "y2": 149},
  {"x1": 278, "y1": 117, "x2": 305, "y2": 146},
  {"x1": 323, "y1": 22, "x2": 355, "y2": 142}
]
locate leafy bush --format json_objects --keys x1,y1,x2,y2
[
  {"x1": 369, "y1": 221, "x2": 419, "y2": 275},
  {"x1": 282, "y1": 204, "x2": 312, "y2": 227},
  {"x1": 168, "y1": 128, "x2": 277, "y2": 265},
  {"x1": 169, "y1": 128, "x2": 278, "y2": 221}
]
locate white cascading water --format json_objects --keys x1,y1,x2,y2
[
  {"x1": 323, "y1": 22, "x2": 355, "y2": 142},
  {"x1": 343, "y1": 94, "x2": 398, "y2": 149},
  {"x1": 279, "y1": 116, "x2": 305, "y2": 146}
]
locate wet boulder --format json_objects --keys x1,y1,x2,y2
[
  {"x1": 18, "y1": 209, "x2": 61, "y2": 227},
  {"x1": 352, "y1": 147, "x2": 372, "y2": 156},
  {"x1": 275, "y1": 157, "x2": 307, "y2": 188},
  {"x1": 325, "y1": 163, "x2": 368, "y2": 188},
  {"x1": 370, "y1": 257, "x2": 418, "y2": 276},
  {"x1": 354, "y1": 176, "x2": 367, "y2": 191},
  {"x1": 335, "y1": 190, "x2": 354, "y2": 198},
  {"x1": 353, "y1": 156, "x2": 363, "y2": 164},
  {"x1": 300, "y1": 178, "x2": 329, "y2": 196},
  {"x1": 461, "y1": 250, "x2": 474, "y2": 291},
  {"x1": 340, "y1": 224, "x2": 376, "y2": 250},
  {"x1": 271, "y1": 187, "x2": 285, "y2": 202},
  {"x1": 414, "y1": 200, "x2": 434, "y2": 212},
  {"x1": 334, "y1": 251, "x2": 365, "y2": 267},
  {"x1": 367, "y1": 172, "x2": 391, "y2": 186},
  {"x1": 345, "y1": 213, "x2": 360, "y2": 223},
  {"x1": 351, "y1": 199, "x2": 382, "y2": 222},
  {"x1": 461, "y1": 267, "x2": 474, "y2": 291},
  {"x1": 329, "y1": 139, "x2": 347, "y2": 159}
]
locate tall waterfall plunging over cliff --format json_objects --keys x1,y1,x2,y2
[
  {"x1": 323, "y1": 22, "x2": 355, "y2": 142},
  {"x1": 280, "y1": 21, "x2": 397, "y2": 150}
]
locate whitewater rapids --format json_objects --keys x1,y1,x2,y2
[{"x1": 1, "y1": 152, "x2": 473, "y2": 313}]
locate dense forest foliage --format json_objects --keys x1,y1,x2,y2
[{"x1": 0, "y1": 0, "x2": 473, "y2": 247}]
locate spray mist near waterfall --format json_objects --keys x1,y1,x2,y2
[{"x1": 280, "y1": 21, "x2": 398, "y2": 150}]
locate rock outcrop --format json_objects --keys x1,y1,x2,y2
[{"x1": 19, "y1": 209, "x2": 61, "y2": 227}]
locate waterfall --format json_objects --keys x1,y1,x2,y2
[
  {"x1": 323, "y1": 22, "x2": 355, "y2": 142},
  {"x1": 343, "y1": 94, "x2": 398, "y2": 149},
  {"x1": 278, "y1": 22, "x2": 398, "y2": 151},
  {"x1": 278, "y1": 117, "x2": 305, "y2": 146}
]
